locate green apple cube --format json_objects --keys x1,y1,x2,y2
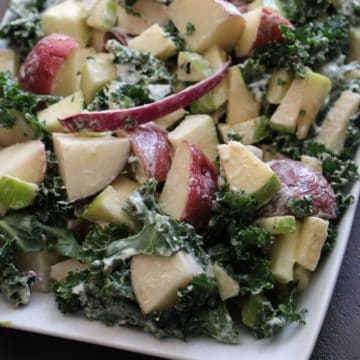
[
  {"x1": 270, "y1": 222, "x2": 301, "y2": 283},
  {"x1": 37, "y1": 91, "x2": 85, "y2": 133},
  {"x1": 41, "y1": 0, "x2": 90, "y2": 47},
  {"x1": 190, "y1": 92, "x2": 216, "y2": 114},
  {"x1": 83, "y1": 176, "x2": 139, "y2": 230},
  {"x1": 214, "y1": 263, "x2": 239, "y2": 301},
  {"x1": 168, "y1": 114, "x2": 218, "y2": 164},
  {"x1": 269, "y1": 77, "x2": 306, "y2": 134},
  {"x1": 241, "y1": 295, "x2": 270, "y2": 331},
  {"x1": 0, "y1": 175, "x2": 38, "y2": 210},
  {"x1": 218, "y1": 141, "x2": 282, "y2": 205},
  {"x1": 177, "y1": 52, "x2": 213, "y2": 82},
  {"x1": 316, "y1": 90, "x2": 360, "y2": 155},
  {"x1": 266, "y1": 69, "x2": 293, "y2": 104},
  {"x1": 295, "y1": 217, "x2": 329, "y2": 271},
  {"x1": 349, "y1": 27, "x2": 360, "y2": 61},
  {"x1": 128, "y1": 24, "x2": 177, "y2": 60},
  {"x1": 219, "y1": 116, "x2": 268, "y2": 145},
  {"x1": 296, "y1": 70, "x2": 331, "y2": 140},
  {"x1": 86, "y1": 0, "x2": 117, "y2": 31},
  {"x1": 256, "y1": 216, "x2": 296, "y2": 234},
  {"x1": 226, "y1": 66, "x2": 260, "y2": 124},
  {"x1": 81, "y1": 53, "x2": 116, "y2": 104}
]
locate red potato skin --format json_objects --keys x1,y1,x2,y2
[
  {"x1": 254, "y1": 8, "x2": 295, "y2": 49},
  {"x1": 126, "y1": 123, "x2": 173, "y2": 183},
  {"x1": 59, "y1": 61, "x2": 230, "y2": 132},
  {"x1": 181, "y1": 141, "x2": 218, "y2": 228},
  {"x1": 20, "y1": 34, "x2": 79, "y2": 95},
  {"x1": 259, "y1": 160, "x2": 337, "y2": 219}
]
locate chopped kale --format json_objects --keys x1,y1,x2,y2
[
  {"x1": 117, "y1": 0, "x2": 140, "y2": 16},
  {"x1": 287, "y1": 195, "x2": 314, "y2": 217},
  {"x1": 241, "y1": 285, "x2": 306, "y2": 339},
  {"x1": 106, "y1": 40, "x2": 174, "y2": 85},
  {"x1": 243, "y1": 15, "x2": 350, "y2": 77},
  {"x1": 0, "y1": 71, "x2": 59, "y2": 137},
  {"x1": 0, "y1": 0, "x2": 47, "y2": 59},
  {"x1": 186, "y1": 22, "x2": 195, "y2": 36},
  {"x1": 280, "y1": 0, "x2": 331, "y2": 25},
  {"x1": 165, "y1": 20, "x2": 185, "y2": 51}
]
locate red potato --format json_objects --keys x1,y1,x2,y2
[
  {"x1": 259, "y1": 160, "x2": 337, "y2": 219},
  {"x1": 254, "y1": 8, "x2": 294, "y2": 48},
  {"x1": 159, "y1": 140, "x2": 218, "y2": 228},
  {"x1": 235, "y1": 8, "x2": 294, "y2": 57},
  {"x1": 20, "y1": 34, "x2": 80, "y2": 96},
  {"x1": 59, "y1": 61, "x2": 230, "y2": 132},
  {"x1": 90, "y1": 29, "x2": 128, "y2": 52},
  {"x1": 126, "y1": 123, "x2": 173, "y2": 184}
]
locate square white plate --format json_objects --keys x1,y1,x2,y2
[{"x1": 0, "y1": 6, "x2": 359, "y2": 360}]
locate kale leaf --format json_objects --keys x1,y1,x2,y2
[
  {"x1": 287, "y1": 195, "x2": 314, "y2": 217},
  {"x1": 106, "y1": 40, "x2": 174, "y2": 85},
  {"x1": 164, "y1": 20, "x2": 185, "y2": 51},
  {"x1": 280, "y1": 0, "x2": 331, "y2": 25},
  {"x1": 81, "y1": 179, "x2": 208, "y2": 269},
  {"x1": 0, "y1": 0, "x2": 46, "y2": 59},
  {"x1": 241, "y1": 285, "x2": 306, "y2": 339},
  {"x1": 117, "y1": 0, "x2": 140, "y2": 16},
  {"x1": 0, "y1": 71, "x2": 59, "y2": 136},
  {"x1": 243, "y1": 15, "x2": 350, "y2": 77}
]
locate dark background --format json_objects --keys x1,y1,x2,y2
[{"x1": 0, "y1": 1, "x2": 359, "y2": 359}]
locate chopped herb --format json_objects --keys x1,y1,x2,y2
[{"x1": 186, "y1": 22, "x2": 196, "y2": 36}]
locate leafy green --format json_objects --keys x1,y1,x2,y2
[
  {"x1": 88, "y1": 82, "x2": 171, "y2": 111},
  {"x1": 0, "y1": 213, "x2": 80, "y2": 258},
  {"x1": 241, "y1": 286, "x2": 306, "y2": 339},
  {"x1": 164, "y1": 20, "x2": 185, "y2": 51},
  {"x1": 0, "y1": 0, "x2": 46, "y2": 58},
  {"x1": 54, "y1": 269, "x2": 239, "y2": 343},
  {"x1": 117, "y1": 0, "x2": 140, "y2": 16},
  {"x1": 0, "y1": 71, "x2": 59, "y2": 137},
  {"x1": 0, "y1": 264, "x2": 36, "y2": 307},
  {"x1": 287, "y1": 195, "x2": 314, "y2": 217},
  {"x1": 243, "y1": 15, "x2": 350, "y2": 77},
  {"x1": 29, "y1": 150, "x2": 75, "y2": 225},
  {"x1": 54, "y1": 181, "x2": 239, "y2": 343},
  {"x1": 280, "y1": 0, "x2": 331, "y2": 25},
  {"x1": 106, "y1": 40, "x2": 174, "y2": 85},
  {"x1": 81, "y1": 179, "x2": 208, "y2": 269}
]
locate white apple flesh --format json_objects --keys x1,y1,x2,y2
[
  {"x1": 159, "y1": 140, "x2": 218, "y2": 228},
  {"x1": 59, "y1": 61, "x2": 230, "y2": 132}
]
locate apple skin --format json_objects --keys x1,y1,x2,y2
[
  {"x1": 59, "y1": 61, "x2": 230, "y2": 132},
  {"x1": 182, "y1": 141, "x2": 217, "y2": 227},
  {"x1": 254, "y1": 8, "x2": 294, "y2": 49},
  {"x1": 20, "y1": 33, "x2": 79, "y2": 95},
  {"x1": 126, "y1": 122, "x2": 173, "y2": 183},
  {"x1": 160, "y1": 140, "x2": 218, "y2": 228}
]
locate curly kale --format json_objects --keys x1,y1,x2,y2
[
  {"x1": 0, "y1": 71, "x2": 59, "y2": 137},
  {"x1": 106, "y1": 40, "x2": 174, "y2": 85},
  {"x1": 280, "y1": 0, "x2": 331, "y2": 25},
  {"x1": 241, "y1": 285, "x2": 306, "y2": 339},
  {"x1": 243, "y1": 15, "x2": 350, "y2": 77},
  {"x1": 117, "y1": 0, "x2": 140, "y2": 16},
  {"x1": 287, "y1": 195, "x2": 314, "y2": 217},
  {"x1": 0, "y1": 0, "x2": 47, "y2": 59},
  {"x1": 54, "y1": 181, "x2": 239, "y2": 343},
  {"x1": 164, "y1": 20, "x2": 185, "y2": 51}
]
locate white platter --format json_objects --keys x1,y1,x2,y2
[{"x1": 1, "y1": 6, "x2": 360, "y2": 360}]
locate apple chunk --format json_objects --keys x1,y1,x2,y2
[
  {"x1": 159, "y1": 140, "x2": 218, "y2": 228},
  {"x1": 235, "y1": 8, "x2": 294, "y2": 58},
  {"x1": 20, "y1": 34, "x2": 80, "y2": 96},
  {"x1": 53, "y1": 133, "x2": 130, "y2": 201},
  {"x1": 126, "y1": 123, "x2": 173, "y2": 184},
  {"x1": 0, "y1": 141, "x2": 46, "y2": 185},
  {"x1": 169, "y1": 0, "x2": 244, "y2": 53},
  {"x1": 131, "y1": 251, "x2": 203, "y2": 314}
]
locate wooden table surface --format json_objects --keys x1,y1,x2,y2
[{"x1": 0, "y1": 1, "x2": 359, "y2": 359}]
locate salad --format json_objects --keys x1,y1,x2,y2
[{"x1": 0, "y1": 0, "x2": 359, "y2": 345}]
